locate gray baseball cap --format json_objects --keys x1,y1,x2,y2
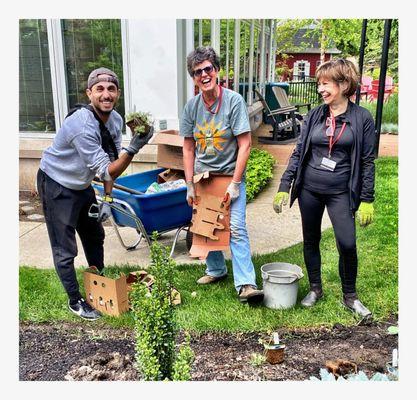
[{"x1": 87, "y1": 67, "x2": 119, "y2": 89}]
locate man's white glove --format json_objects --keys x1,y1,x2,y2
[
  {"x1": 186, "y1": 181, "x2": 196, "y2": 206},
  {"x1": 225, "y1": 181, "x2": 241, "y2": 202},
  {"x1": 97, "y1": 195, "x2": 113, "y2": 223}
]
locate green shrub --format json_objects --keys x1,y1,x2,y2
[
  {"x1": 360, "y1": 93, "x2": 398, "y2": 126},
  {"x1": 129, "y1": 233, "x2": 194, "y2": 381},
  {"x1": 172, "y1": 333, "x2": 194, "y2": 381},
  {"x1": 246, "y1": 148, "x2": 275, "y2": 202}
]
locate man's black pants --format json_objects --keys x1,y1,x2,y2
[
  {"x1": 298, "y1": 187, "x2": 358, "y2": 294},
  {"x1": 37, "y1": 169, "x2": 105, "y2": 300}
]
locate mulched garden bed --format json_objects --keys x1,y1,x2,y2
[{"x1": 19, "y1": 315, "x2": 398, "y2": 381}]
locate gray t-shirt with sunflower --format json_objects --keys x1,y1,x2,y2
[{"x1": 180, "y1": 87, "x2": 250, "y2": 175}]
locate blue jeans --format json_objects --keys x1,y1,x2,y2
[{"x1": 205, "y1": 181, "x2": 257, "y2": 293}]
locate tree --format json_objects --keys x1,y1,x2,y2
[
  {"x1": 273, "y1": 19, "x2": 398, "y2": 80},
  {"x1": 364, "y1": 19, "x2": 398, "y2": 80}
]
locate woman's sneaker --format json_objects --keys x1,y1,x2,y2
[
  {"x1": 301, "y1": 284, "x2": 323, "y2": 307},
  {"x1": 342, "y1": 293, "x2": 372, "y2": 320},
  {"x1": 68, "y1": 298, "x2": 101, "y2": 321},
  {"x1": 238, "y1": 285, "x2": 264, "y2": 304}
]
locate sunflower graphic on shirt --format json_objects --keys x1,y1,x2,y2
[{"x1": 195, "y1": 118, "x2": 227, "y2": 155}]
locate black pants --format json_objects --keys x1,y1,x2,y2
[
  {"x1": 37, "y1": 169, "x2": 105, "y2": 300},
  {"x1": 298, "y1": 187, "x2": 357, "y2": 294}
]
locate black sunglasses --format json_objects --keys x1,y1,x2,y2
[{"x1": 193, "y1": 64, "x2": 215, "y2": 78}]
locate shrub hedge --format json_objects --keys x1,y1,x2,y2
[{"x1": 246, "y1": 148, "x2": 275, "y2": 202}]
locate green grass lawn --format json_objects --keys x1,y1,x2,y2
[{"x1": 19, "y1": 157, "x2": 398, "y2": 333}]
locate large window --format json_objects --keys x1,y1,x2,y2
[
  {"x1": 62, "y1": 19, "x2": 125, "y2": 119},
  {"x1": 19, "y1": 19, "x2": 56, "y2": 132},
  {"x1": 19, "y1": 19, "x2": 125, "y2": 135}
]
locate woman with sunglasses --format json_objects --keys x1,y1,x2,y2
[
  {"x1": 273, "y1": 59, "x2": 376, "y2": 319},
  {"x1": 180, "y1": 46, "x2": 263, "y2": 304}
]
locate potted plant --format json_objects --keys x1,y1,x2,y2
[
  {"x1": 125, "y1": 110, "x2": 154, "y2": 136},
  {"x1": 259, "y1": 332, "x2": 286, "y2": 364}
]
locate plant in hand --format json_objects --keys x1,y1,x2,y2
[
  {"x1": 125, "y1": 110, "x2": 153, "y2": 135},
  {"x1": 129, "y1": 232, "x2": 194, "y2": 380}
]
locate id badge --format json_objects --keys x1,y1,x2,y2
[{"x1": 320, "y1": 157, "x2": 337, "y2": 171}]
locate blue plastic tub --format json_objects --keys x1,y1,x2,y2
[{"x1": 93, "y1": 168, "x2": 192, "y2": 234}]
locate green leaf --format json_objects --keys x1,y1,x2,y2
[{"x1": 387, "y1": 325, "x2": 399, "y2": 335}]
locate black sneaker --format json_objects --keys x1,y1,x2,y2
[{"x1": 68, "y1": 298, "x2": 101, "y2": 321}]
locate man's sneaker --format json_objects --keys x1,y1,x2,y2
[
  {"x1": 238, "y1": 285, "x2": 264, "y2": 304},
  {"x1": 197, "y1": 274, "x2": 228, "y2": 285},
  {"x1": 68, "y1": 298, "x2": 102, "y2": 321}
]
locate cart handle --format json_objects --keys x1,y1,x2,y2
[
  {"x1": 92, "y1": 177, "x2": 145, "y2": 195},
  {"x1": 91, "y1": 196, "x2": 152, "y2": 246}
]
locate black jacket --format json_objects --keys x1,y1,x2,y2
[{"x1": 278, "y1": 101, "x2": 375, "y2": 211}]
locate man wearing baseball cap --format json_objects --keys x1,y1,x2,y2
[{"x1": 37, "y1": 67, "x2": 153, "y2": 320}]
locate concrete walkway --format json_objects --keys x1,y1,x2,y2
[
  {"x1": 19, "y1": 164, "x2": 326, "y2": 269},
  {"x1": 19, "y1": 126, "x2": 397, "y2": 270}
]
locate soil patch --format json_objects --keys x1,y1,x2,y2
[{"x1": 20, "y1": 315, "x2": 398, "y2": 381}]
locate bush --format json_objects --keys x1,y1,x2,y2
[
  {"x1": 172, "y1": 333, "x2": 194, "y2": 380},
  {"x1": 246, "y1": 148, "x2": 275, "y2": 202},
  {"x1": 129, "y1": 233, "x2": 194, "y2": 380},
  {"x1": 360, "y1": 93, "x2": 398, "y2": 126}
]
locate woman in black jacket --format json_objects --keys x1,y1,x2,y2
[{"x1": 273, "y1": 59, "x2": 375, "y2": 319}]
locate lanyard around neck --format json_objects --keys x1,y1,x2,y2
[
  {"x1": 326, "y1": 112, "x2": 347, "y2": 157},
  {"x1": 202, "y1": 85, "x2": 223, "y2": 115}
]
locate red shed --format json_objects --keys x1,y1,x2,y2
[{"x1": 276, "y1": 27, "x2": 341, "y2": 81}]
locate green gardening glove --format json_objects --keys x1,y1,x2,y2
[
  {"x1": 357, "y1": 201, "x2": 374, "y2": 227},
  {"x1": 273, "y1": 192, "x2": 289, "y2": 214}
]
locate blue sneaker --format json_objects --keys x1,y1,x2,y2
[{"x1": 68, "y1": 298, "x2": 101, "y2": 321}]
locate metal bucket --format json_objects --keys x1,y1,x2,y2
[{"x1": 261, "y1": 262, "x2": 304, "y2": 309}]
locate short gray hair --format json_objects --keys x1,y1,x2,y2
[{"x1": 186, "y1": 46, "x2": 220, "y2": 77}]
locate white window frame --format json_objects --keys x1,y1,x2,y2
[
  {"x1": 20, "y1": 18, "x2": 130, "y2": 139},
  {"x1": 294, "y1": 59, "x2": 310, "y2": 81},
  {"x1": 20, "y1": 19, "x2": 67, "y2": 138},
  {"x1": 121, "y1": 19, "x2": 132, "y2": 133},
  {"x1": 247, "y1": 20, "x2": 255, "y2": 106},
  {"x1": 211, "y1": 19, "x2": 221, "y2": 55},
  {"x1": 305, "y1": 60, "x2": 311, "y2": 77},
  {"x1": 258, "y1": 20, "x2": 267, "y2": 95},
  {"x1": 233, "y1": 19, "x2": 241, "y2": 91}
]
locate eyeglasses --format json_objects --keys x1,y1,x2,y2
[
  {"x1": 325, "y1": 116, "x2": 334, "y2": 137},
  {"x1": 192, "y1": 64, "x2": 215, "y2": 78}
]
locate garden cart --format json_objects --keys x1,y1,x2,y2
[{"x1": 91, "y1": 168, "x2": 192, "y2": 257}]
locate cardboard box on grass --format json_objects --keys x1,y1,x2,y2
[
  {"x1": 189, "y1": 172, "x2": 233, "y2": 260},
  {"x1": 83, "y1": 270, "x2": 149, "y2": 317},
  {"x1": 152, "y1": 130, "x2": 184, "y2": 171},
  {"x1": 83, "y1": 269, "x2": 180, "y2": 316}
]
